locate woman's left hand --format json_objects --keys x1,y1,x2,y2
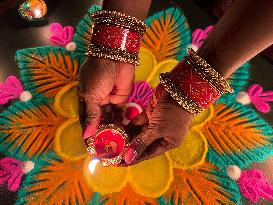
[{"x1": 123, "y1": 84, "x2": 193, "y2": 165}]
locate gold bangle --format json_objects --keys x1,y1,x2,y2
[
  {"x1": 186, "y1": 48, "x2": 234, "y2": 95},
  {"x1": 90, "y1": 10, "x2": 147, "y2": 35},
  {"x1": 159, "y1": 73, "x2": 204, "y2": 115},
  {"x1": 85, "y1": 44, "x2": 140, "y2": 66}
]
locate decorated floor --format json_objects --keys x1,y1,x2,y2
[{"x1": 0, "y1": 0, "x2": 273, "y2": 204}]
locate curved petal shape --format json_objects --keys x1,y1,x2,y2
[
  {"x1": 16, "y1": 46, "x2": 79, "y2": 99},
  {"x1": 128, "y1": 154, "x2": 173, "y2": 197},
  {"x1": 128, "y1": 81, "x2": 154, "y2": 108},
  {"x1": 135, "y1": 47, "x2": 157, "y2": 82},
  {"x1": 0, "y1": 76, "x2": 24, "y2": 105},
  {"x1": 148, "y1": 59, "x2": 178, "y2": 88},
  {"x1": 205, "y1": 103, "x2": 273, "y2": 168},
  {"x1": 50, "y1": 36, "x2": 65, "y2": 46},
  {"x1": 246, "y1": 84, "x2": 273, "y2": 113},
  {"x1": 54, "y1": 81, "x2": 79, "y2": 117},
  {"x1": 54, "y1": 117, "x2": 87, "y2": 161},
  {"x1": 248, "y1": 84, "x2": 263, "y2": 96},
  {"x1": 83, "y1": 156, "x2": 128, "y2": 195},
  {"x1": 143, "y1": 7, "x2": 191, "y2": 62},
  {"x1": 252, "y1": 99, "x2": 271, "y2": 113},
  {"x1": 191, "y1": 105, "x2": 214, "y2": 129},
  {"x1": 16, "y1": 152, "x2": 93, "y2": 205},
  {"x1": 73, "y1": 5, "x2": 102, "y2": 64},
  {"x1": 49, "y1": 22, "x2": 73, "y2": 46},
  {"x1": 49, "y1": 23, "x2": 63, "y2": 34},
  {"x1": 238, "y1": 169, "x2": 273, "y2": 202},
  {"x1": 191, "y1": 25, "x2": 213, "y2": 48},
  {"x1": 104, "y1": 184, "x2": 157, "y2": 205},
  {"x1": 0, "y1": 157, "x2": 23, "y2": 191},
  {"x1": 0, "y1": 99, "x2": 65, "y2": 158},
  {"x1": 260, "y1": 91, "x2": 273, "y2": 101},
  {"x1": 163, "y1": 162, "x2": 241, "y2": 205},
  {"x1": 167, "y1": 129, "x2": 208, "y2": 170}
]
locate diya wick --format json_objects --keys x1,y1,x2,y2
[{"x1": 86, "y1": 124, "x2": 130, "y2": 166}]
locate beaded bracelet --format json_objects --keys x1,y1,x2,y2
[
  {"x1": 159, "y1": 48, "x2": 233, "y2": 115},
  {"x1": 85, "y1": 10, "x2": 147, "y2": 66}
]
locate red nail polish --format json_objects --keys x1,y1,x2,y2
[
  {"x1": 125, "y1": 147, "x2": 138, "y2": 164},
  {"x1": 82, "y1": 125, "x2": 94, "y2": 139}
]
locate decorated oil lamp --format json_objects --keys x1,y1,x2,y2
[
  {"x1": 86, "y1": 124, "x2": 130, "y2": 166},
  {"x1": 18, "y1": 0, "x2": 47, "y2": 21}
]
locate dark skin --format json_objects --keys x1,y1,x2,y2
[
  {"x1": 79, "y1": 0, "x2": 273, "y2": 165},
  {"x1": 79, "y1": 0, "x2": 152, "y2": 140}
]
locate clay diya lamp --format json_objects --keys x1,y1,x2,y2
[{"x1": 86, "y1": 124, "x2": 130, "y2": 166}]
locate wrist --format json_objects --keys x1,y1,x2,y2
[
  {"x1": 102, "y1": 0, "x2": 152, "y2": 21},
  {"x1": 198, "y1": 37, "x2": 234, "y2": 78}
]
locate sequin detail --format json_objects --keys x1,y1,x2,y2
[
  {"x1": 91, "y1": 24, "x2": 141, "y2": 53},
  {"x1": 169, "y1": 59, "x2": 221, "y2": 108}
]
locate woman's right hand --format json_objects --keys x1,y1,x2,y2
[{"x1": 78, "y1": 57, "x2": 135, "y2": 140}]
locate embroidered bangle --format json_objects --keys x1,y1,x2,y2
[
  {"x1": 169, "y1": 59, "x2": 221, "y2": 109},
  {"x1": 186, "y1": 48, "x2": 234, "y2": 94},
  {"x1": 159, "y1": 73, "x2": 204, "y2": 115},
  {"x1": 90, "y1": 10, "x2": 147, "y2": 35},
  {"x1": 159, "y1": 49, "x2": 233, "y2": 115},
  {"x1": 85, "y1": 10, "x2": 147, "y2": 66}
]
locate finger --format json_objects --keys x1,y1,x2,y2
[
  {"x1": 146, "y1": 101, "x2": 154, "y2": 119},
  {"x1": 131, "y1": 138, "x2": 174, "y2": 165},
  {"x1": 101, "y1": 96, "x2": 110, "y2": 105},
  {"x1": 125, "y1": 111, "x2": 149, "y2": 138},
  {"x1": 124, "y1": 127, "x2": 158, "y2": 165},
  {"x1": 130, "y1": 110, "x2": 149, "y2": 126},
  {"x1": 119, "y1": 138, "x2": 171, "y2": 167},
  {"x1": 101, "y1": 104, "x2": 113, "y2": 124},
  {"x1": 78, "y1": 98, "x2": 86, "y2": 127},
  {"x1": 82, "y1": 96, "x2": 102, "y2": 140},
  {"x1": 112, "y1": 102, "x2": 126, "y2": 123}
]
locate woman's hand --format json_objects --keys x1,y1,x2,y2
[
  {"x1": 78, "y1": 57, "x2": 135, "y2": 139},
  {"x1": 123, "y1": 85, "x2": 193, "y2": 165}
]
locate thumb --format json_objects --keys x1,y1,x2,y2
[{"x1": 79, "y1": 95, "x2": 102, "y2": 140}]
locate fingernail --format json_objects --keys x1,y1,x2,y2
[
  {"x1": 82, "y1": 125, "x2": 95, "y2": 139},
  {"x1": 125, "y1": 147, "x2": 138, "y2": 164}
]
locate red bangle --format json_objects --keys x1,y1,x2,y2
[
  {"x1": 91, "y1": 23, "x2": 142, "y2": 53},
  {"x1": 169, "y1": 59, "x2": 221, "y2": 108},
  {"x1": 85, "y1": 10, "x2": 147, "y2": 66},
  {"x1": 159, "y1": 49, "x2": 233, "y2": 115}
]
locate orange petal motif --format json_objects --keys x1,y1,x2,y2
[
  {"x1": 17, "y1": 154, "x2": 92, "y2": 205},
  {"x1": 202, "y1": 103, "x2": 267, "y2": 154},
  {"x1": 142, "y1": 7, "x2": 190, "y2": 62},
  {"x1": 16, "y1": 47, "x2": 79, "y2": 98},
  {"x1": 165, "y1": 162, "x2": 238, "y2": 205},
  {"x1": 104, "y1": 184, "x2": 157, "y2": 205},
  {"x1": 0, "y1": 100, "x2": 65, "y2": 157}
]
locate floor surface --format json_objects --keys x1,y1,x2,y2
[{"x1": 0, "y1": 0, "x2": 272, "y2": 204}]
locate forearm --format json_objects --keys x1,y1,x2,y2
[
  {"x1": 102, "y1": 0, "x2": 152, "y2": 20},
  {"x1": 199, "y1": 0, "x2": 273, "y2": 78}
]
